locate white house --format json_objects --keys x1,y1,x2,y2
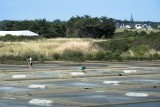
[
  {"x1": 125, "y1": 25, "x2": 131, "y2": 29},
  {"x1": 142, "y1": 24, "x2": 153, "y2": 30},
  {"x1": 0, "y1": 30, "x2": 38, "y2": 36},
  {"x1": 135, "y1": 24, "x2": 142, "y2": 29},
  {"x1": 119, "y1": 24, "x2": 131, "y2": 29}
]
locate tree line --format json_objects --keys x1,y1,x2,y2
[{"x1": 0, "y1": 15, "x2": 116, "y2": 38}]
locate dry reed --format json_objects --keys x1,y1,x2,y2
[{"x1": 0, "y1": 38, "x2": 102, "y2": 59}]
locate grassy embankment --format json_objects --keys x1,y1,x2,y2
[
  {"x1": 0, "y1": 38, "x2": 103, "y2": 63},
  {"x1": 0, "y1": 35, "x2": 160, "y2": 63},
  {"x1": 115, "y1": 28, "x2": 160, "y2": 34}
]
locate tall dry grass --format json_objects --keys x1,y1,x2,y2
[{"x1": 0, "y1": 38, "x2": 102, "y2": 60}]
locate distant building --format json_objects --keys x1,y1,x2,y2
[
  {"x1": 142, "y1": 24, "x2": 153, "y2": 30},
  {"x1": 135, "y1": 24, "x2": 153, "y2": 30},
  {"x1": 125, "y1": 25, "x2": 131, "y2": 29},
  {"x1": 135, "y1": 24, "x2": 142, "y2": 29},
  {"x1": 116, "y1": 14, "x2": 154, "y2": 30},
  {"x1": 0, "y1": 30, "x2": 38, "y2": 36}
]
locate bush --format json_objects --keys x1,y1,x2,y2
[
  {"x1": 0, "y1": 36, "x2": 41, "y2": 42},
  {"x1": 152, "y1": 53, "x2": 160, "y2": 59},
  {"x1": 95, "y1": 51, "x2": 105, "y2": 60},
  {"x1": 113, "y1": 52, "x2": 122, "y2": 61},
  {"x1": 132, "y1": 45, "x2": 150, "y2": 57},
  {"x1": 53, "y1": 53, "x2": 61, "y2": 60},
  {"x1": 0, "y1": 55, "x2": 24, "y2": 62},
  {"x1": 85, "y1": 54, "x2": 93, "y2": 60},
  {"x1": 4, "y1": 34, "x2": 15, "y2": 41},
  {"x1": 109, "y1": 39, "x2": 132, "y2": 52},
  {"x1": 62, "y1": 50, "x2": 84, "y2": 61},
  {"x1": 140, "y1": 31, "x2": 147, "y2": 36},
  {"x1": 105, "y1": 50, "x2": 113, "y2": 60},
  {"x1": 38, "y1": 55, "x2": 45, "y2": 63},
  {"x1": 94, "y1": 41, "x2": 110, "y2": 51}
]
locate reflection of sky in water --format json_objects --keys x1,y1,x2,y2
[
  {"x1": 0, "y1": 86, "x2": 29, "y2": 93},
  {"x1": 70, "y1": 82, "x2": 99, "y2": 87},
  {"x1": 32, "y1": 72, "x2": 60, "y2": 77},
  {"x1": 108, "y1": 78, "x2": 160, "y2": 84},
  {"x1": 52, "y1": 81, "x2": 101, "y2": 87},
  {"x1": 130, "y1": 79, "x2": 160, "y2": 83},
  {"x1": 0, "y1": 99, "x2": 67, "y2": 107},
  {"x1": 110, "y1": 102, "x2": 160, "y2": 107},
  {"x1": 40, "y1": 92, "x2": 153, "y2": 104}
]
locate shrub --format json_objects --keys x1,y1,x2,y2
[
  {"x1": 132, "y1": 45, "x2": 150, "y2": 57},
  {"x1": 62, "y1": 49, "x2": 84, "y2": 61},
  {"x1": 95, "y1": 51, "x2": 105, "y2": 60},
  {"x1": 105, "y1": 50, "x2": 113, "y2": 60},
  {"x1": 53, "y1": 53, "x2": 61, "y2": 60},
  {"x1": 109, "y1": 39, "x2": 132, "y2": 52},
  {"x1": 0, "y1": 55, "x2": 24, "y2": 62},
  {"x1": 4, "y1": 34, "x2": 15, "y2": 41},
  {"x1": 85, "y1": 54, "x2": 93, "y2": 60},
  {"x1": 38, "y1": 55, "x2": 45, "y2": 63},
  {"x1": 140, "y1": 31, "x2": 147, "y2": 36},
  {"x1": 94, "y1": 41, "x2": 111, "y2": 51},
  {"x1": 112, "y1": 51, "x2": 122, "y2": 61},
  {"x1": 152, "y1": 53, "x2": 160, "y2": 59}
]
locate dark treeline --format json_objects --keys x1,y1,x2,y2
[{"x1": 0, "y1": 15, "x2": 116, "y2": 38}]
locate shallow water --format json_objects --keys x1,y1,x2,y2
[
  {"x1": 0, "y1": 86, "x2": 29, "y2": 93},
  {"x1": 40, "y1": 91, "x2": 155, "y2": 104},
  {"x1": 33, "y1": 72, "x2": 60, "y2": 77},
  {"x1": 0, "y1": 62, "x2": 160, "y2": 106},
  {"x1": 37, "y1": 80, "x2": 102, "y2": 88},
  {"x1": 109, "y1": 102, "x2": 160, "y2": 107},
  {"x1": 0, "y1": 99, "x2": 67, "y2": 107}
]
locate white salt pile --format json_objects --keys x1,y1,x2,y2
[
  {"x1": 123, "y1": 70, "x2": 137, "y2": 73},
  {"x1": 71, "y1": 72, "x2": 85, "y2": 75},
  {"x1": 28, "y1": 85, "x2": 46, "y2": 89},
  {"x1": 29, "y1": 99, "x2": 53, "y2": 106},
  {"x1": 125, "y1": 92, "x2": 148, "y2": 97},
  {"x1": 12, "y1": 75, "x2": 26, "y2": 78},
  {"x1": 103, "y1": 81, "x2": 120, "y2": 85}
]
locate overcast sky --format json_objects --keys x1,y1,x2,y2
[{"x1": 0, "y1": 0, "x2": 160, "y2": 22}]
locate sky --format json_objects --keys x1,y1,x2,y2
[{"x1": 0, "y1": 0, "x2": 160, "y2": 22}]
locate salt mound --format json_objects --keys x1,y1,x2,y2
[
  {"x1": 29, "y1": 99, "x2": 53, "y2": 106},
  {"x1": 103, "y1": 81, "x2": 120, "y2": 85},
  {"x1": 125, "y1": 92, "x2": 148, "y2": 97},
  {"x1": 28, "y1": 85, "x2": 46, "y2": 89},
  {"x1": 71, "y1": 72, "x2": 85, "y2": 75},
  {"x1": 123, "y1": 70, "x2": 137, "y2": 73},
  {"x1": 12, "y1": 75, "x2": 26, "y2": 78}
]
